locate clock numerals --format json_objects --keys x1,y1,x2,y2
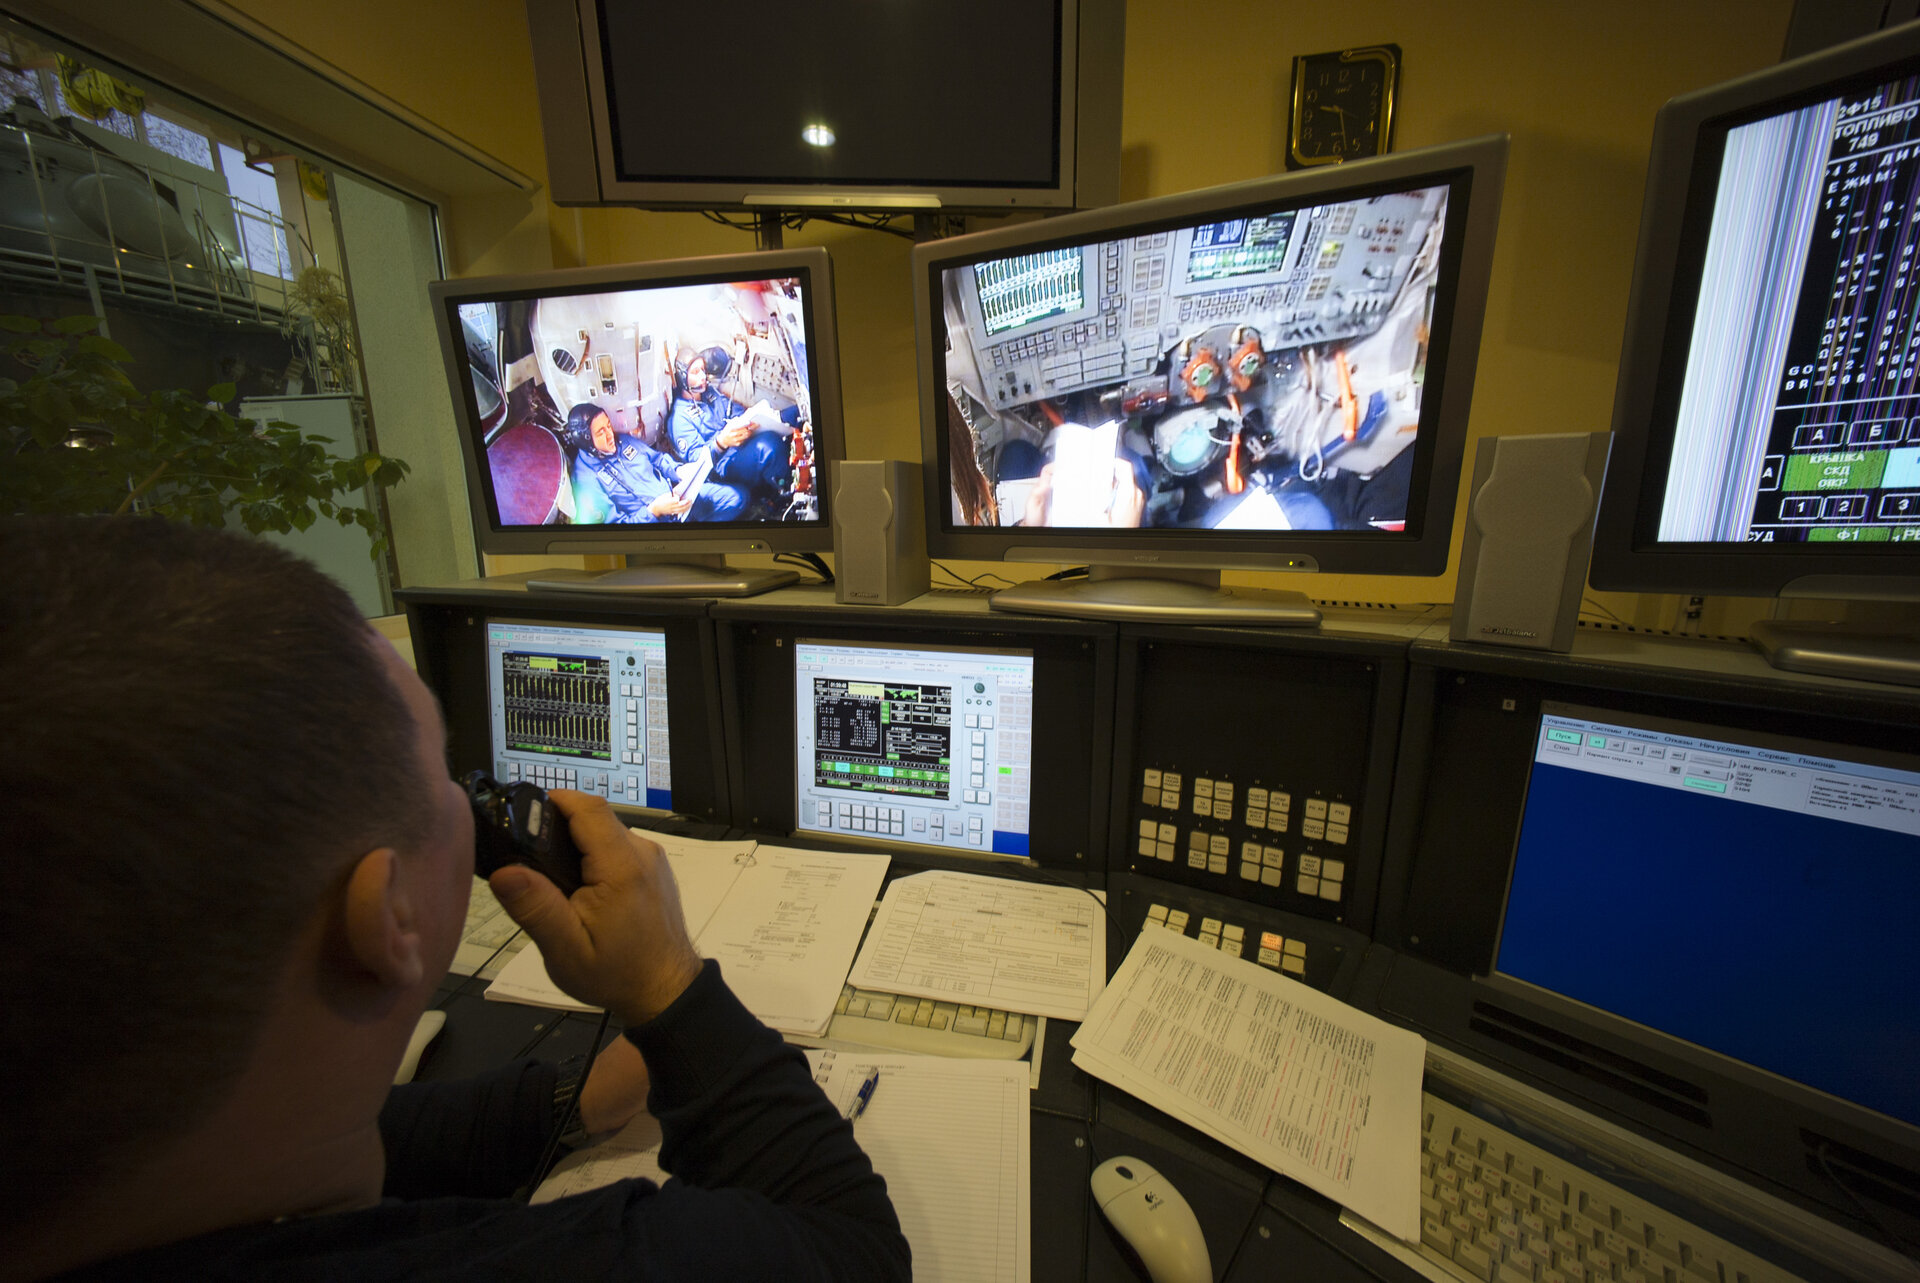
[{"x1": 1288, "y1": 44, "x2": 1400, "y2": 170}]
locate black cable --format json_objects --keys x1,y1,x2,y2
[
  {"x1": 526, "y1": 1007, "x2": 617, "y2": 1196},
  {"x1": 432, "y1": 923, "x2": 526, "y2": 1012},
  {"x1": 697, "y1": 208, "x2": 915, "y2": 240},
  {"x1": 774, "y1": 550, "x2": 834, "y2": 583},
  {"x1": 931, "y1": 559, "x2": 1019, "y2": 590},
  {"x1": 1044, "y1": 565, "x2": 1090, "y2": 581},
  {"x1": 1813, "y1": 1141, "x2": 1920, "y2": 1263},
  {"x1": 1018, "y1": 865, "x2": 1130, "y2": 984}
]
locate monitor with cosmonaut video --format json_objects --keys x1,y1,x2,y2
[
  {"x1": 431, "y1": 247, "x2": 844, "y2": 596},
  {"x1": 912, "y1": 137, "x2": 1508, "y2": 623}
]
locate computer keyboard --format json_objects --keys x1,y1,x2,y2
[
  {"x1": 1416, "y1": 1093, "x2": 1804, "y2": 1283},
  {"x1": 820, "y1": 983, "x2": 1036, "y2": 1060}
]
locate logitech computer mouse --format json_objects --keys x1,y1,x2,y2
[{"x1": 1090, "y1": 1154, "x2": 1212, "y2": 1283}]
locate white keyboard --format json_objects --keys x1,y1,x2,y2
[
  {"x1": 820, "y1": 984, "x2": 1036, "y2": 1060},
  {"x1": 1417, "y1": 1093, "x2": 1804, "y2": 1283}
]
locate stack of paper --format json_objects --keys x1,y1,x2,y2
[
  {"x1": 487, "y1": 830, "x2": 889, "y2": 1038},
  {"x1": 845, "y1": 869, "x2": 1106, "y2": 1021},
  {"x1": 1070, "y1": 928, "x2": 1426, "y2": 1241}
]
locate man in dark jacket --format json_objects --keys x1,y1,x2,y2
[{"x1": 1, "y1": 517, "x2": 909, "y2": 1283}]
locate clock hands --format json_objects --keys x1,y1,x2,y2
[{"x1": 1318, "y1": 102, "x2": 1351, "y2": 151}]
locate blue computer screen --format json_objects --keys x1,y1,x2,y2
[{"x1": 1495, "y1": 705, "x2": 1920, "y2": 1128}]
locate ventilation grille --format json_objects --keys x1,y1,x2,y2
[{"x1": 1470, "y1": 1000, "x2": 1712, "y2": 1128}]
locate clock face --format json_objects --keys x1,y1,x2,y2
[{"x1": 1289, "y1": 47, "x2": 1399, "y2": 169}]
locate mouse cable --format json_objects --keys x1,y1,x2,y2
[
  {"x1": 1813, "y1": 1141, "x2": 1920, "y2": 1264},
  {"x1": 1017, "y1": 865, "x2": 1130, "y2": 977}
]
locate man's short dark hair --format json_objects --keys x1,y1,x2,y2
[{"x1": 0, "y1": 517, "x2": 434, "y2": 1224}]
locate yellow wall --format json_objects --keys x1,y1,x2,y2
[{"x1": 228, "y1": 0, "x2": 1798, "y2": 623}]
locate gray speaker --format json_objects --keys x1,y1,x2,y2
[
  {"x1": 1451, "y1": 432, "x2": 1612, "y2": 651},
  {"x1": 833, "y1": 460, "x2": 930, "y2": 605}
]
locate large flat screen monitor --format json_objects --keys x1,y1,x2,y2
[
  {"x1": 527, "y1": 0, "x2": 1123, "y2": 214},
  {"x1": 912, "y1": 136, "x2": 1508, "y2": 624},
  {"x1": 1490, "y1": 702, "x2": 1920, "y2": 1135},
  {"x1": 1589, "y1": 23, "x2": 1920, "y2": 682},
  {"x1": 430, "y1": 247, "x2": 844, "y2": 595}
]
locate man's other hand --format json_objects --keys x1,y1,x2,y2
[{"x1": 488, "y1": 792, "x2": 703, "y2": 1025}]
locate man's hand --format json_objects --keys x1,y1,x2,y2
[
  {"x1": 488, "y1": 791, "x2": 703, "y2": 1026},
  {"x1": 715, "y1": 419, "x2": 753, "y2": 450},
  {"x1": 649, "y1": 492, "x2": 693, "y2": 518}
]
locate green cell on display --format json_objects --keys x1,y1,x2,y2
[{"x1": 1781, "y1": 450, "x2": 1887, "y2": 492}]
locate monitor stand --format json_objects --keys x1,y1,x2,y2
[
  {"x1": 1748, "y1": 618, "x2": 1920, "y2": 687},
  {"x1": 526, "y1": 554, "x2": 799, "y2": 597},
  {"x1": 987, "y1": 565, "x2": 1321, "y2": 625}
]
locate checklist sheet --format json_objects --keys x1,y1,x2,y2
[
  {"x1": 845, "y1": 869, "x2": 1106, "y2": 1021},
  {"x1": 1071, "y1": 927, "x2": 1425, "y2": 1240}
]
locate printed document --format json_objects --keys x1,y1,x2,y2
[
  {"x1": 1070, "y1": 928, "x2": 1424, "y2": 1240},
  {"x1": 488, "y1": 830, "x2": 887, "y2": 1037},
  {"x1": 845, "y1": 869, "x2": 1105, "y2": 1021},
  {"x1": 533, "y1": 1052, "x2": 1030, "y2": 1283},
  {"x1": 809, "y1": 1051, "x2": 1030, "y2": 1283}
]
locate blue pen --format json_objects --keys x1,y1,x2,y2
[{"x1": 846, "y1": 1068, "x2": 881, "y2": 1121}]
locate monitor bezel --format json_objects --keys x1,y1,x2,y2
[
  {"x1": 911, "y1": 135, "x2": 1509, "y2": 577},
  {"x1": 1590, "y1": 21, "x2": 1920, "y2": 599},
  {"x1": 556, "y1": 0, "x2": 1118, "y2": 214},
  {"x1": 430, "y1": 246, "x2": 846, "y2": 559}
]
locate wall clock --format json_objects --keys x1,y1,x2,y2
[{"x1": 1287, "y1": 45, "x2": 1401, "y2": 169}]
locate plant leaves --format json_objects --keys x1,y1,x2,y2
[
  {"x1": 77, "y1": 335, "x2": 134, "y2": 362},
  {"x1": 51, "y1": 313, "x2": 102, "y2": 334},
  {"x1": 0, "y1": 314, "x2": 41, "y2": 333}
]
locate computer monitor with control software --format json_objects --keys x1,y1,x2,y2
[
  {"x1": 1492, "y1": 703, "x2": 1920, "y2": 1134},
  {"x1": 483, "y1": 618, "x2": 676, "y2": 811},
  {"x1": 913, "y1": 136, "x2": 1507, "y2": 624},
  {"x1": 792, "y1": 639, "x2": 1036, "y2": 858},
  {"x1": 1589, "y1": 23, "x2": 1920, "y2": 683},
  {"x1": 431, "y1": 247, "x2": 844, "y2": 596}
]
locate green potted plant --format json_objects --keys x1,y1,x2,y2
[{"x1": 0, "y1": 313, "x2": 407, "y2": 555}]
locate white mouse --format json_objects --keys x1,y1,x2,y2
[
  {"x1": 1090, "y1": 1155, "x2": 1212, "y2": 1283},
  {"x1": 394, "y1": 1008, "x2": 446, "y2": 1085}
]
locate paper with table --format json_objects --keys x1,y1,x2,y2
[
  {"x1": 1070, "y1": 927, "x2": 1425, "y2": 1241},
  {"x1": 530, "y1": 1051, "x2": 1030, "y2": 1283},
  {"x1": 811, "y1": 1050, "x2": 1030, "y2": 1283},
  {"x1": 844, "y1": 869, "x2": 1106, "y2": 1021},
  {"x1": 487, "y1": 829, "x2": 888, "y2": 1037}
]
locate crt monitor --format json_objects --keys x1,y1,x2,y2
[
  {"x1": 1489, "y1": 702, "x2": 1920, "y2": 1137},
  {"x1": 912, "y1": 135, "x2": 1508, "y2": 625},
  {"x1": 1589, "y1": 22, "x2": 1920, "y2": 682},
  {"x1": 527, "y1": 0, "x2": 1123, "y2": 213},
  {"x1": 430, "y1": 246, "x2": 845, "y2": 596}
]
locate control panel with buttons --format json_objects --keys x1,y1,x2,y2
[
  {"x1": 1115, "y1": 875, "x2": 1357, "y2": 995},
  {"x1": 1115, "y1": 633, "x2": 1396, "y2": 929},
  {"x1": 1132, "y1": 766, "x2": 1353, "y2": 912}
]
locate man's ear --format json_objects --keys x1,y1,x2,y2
[{"x1": 340, "y1": 847, "x2": 425, "y2": 989}]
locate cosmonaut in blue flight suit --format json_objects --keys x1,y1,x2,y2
[
  {"x1": 565, "y1": 403, "x2": 746, "y2": 523},
  {"x1": 667, "y1": 346, "x2": 798, "y2": 507}
]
